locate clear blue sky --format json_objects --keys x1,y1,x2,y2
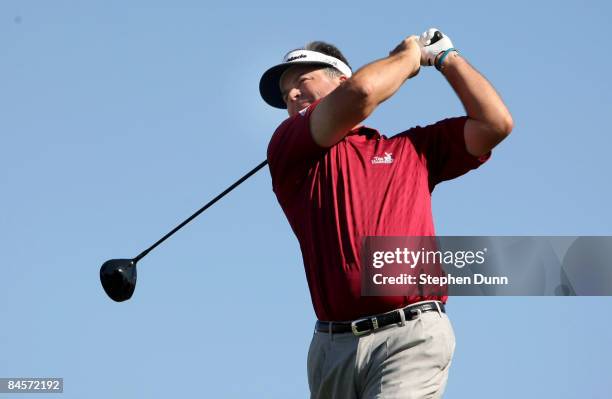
[{"x1": 1, "y1": 1, "x2": 611, "y2": 397}]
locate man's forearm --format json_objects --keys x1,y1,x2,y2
[
  {"x1": 350, "y1": 39, "x2": 421, "y2": 115},
  {"x1": 439, "y1": 53, "x2": 513, "y2": 134},
  {"x1": 309, "y1": 37, "x2": 420, "y2": 148},
  {"x1": 436, "y1": 52, "x2": 513, "y2": 155}
]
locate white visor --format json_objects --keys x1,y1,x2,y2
[{"x1": 259, "y1": 49, "x2": 352, "y2": 109}]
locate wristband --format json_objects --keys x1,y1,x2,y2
[{"x1": 435, "y1": 48, "x2": 458, "y2": 71}]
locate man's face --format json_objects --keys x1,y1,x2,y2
[{"x1": 279, "y1": 65, "x2": 345, "y2": 117}]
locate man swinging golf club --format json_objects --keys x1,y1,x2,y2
[{"x1": 260, "y1": 28, "x2": 513, "y2": 398}]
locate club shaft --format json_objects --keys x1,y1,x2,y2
[{"x1": 133, "y1": 160, "x2": 268, "y2": 263}]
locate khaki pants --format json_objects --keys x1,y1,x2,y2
[{"x1": 307, "y1": 305, "x2": 455, "y2": 399}]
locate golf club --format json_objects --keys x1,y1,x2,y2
[{"x1": 100, "y1": 160, "x2": 268, "y2": 302}]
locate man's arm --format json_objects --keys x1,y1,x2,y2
[
  {"x1": 437, "y1": 52, "x2": 514, "y2": 157},
  {"x1": 311, "y1": 37, "x2": 421, "y2": 148}
]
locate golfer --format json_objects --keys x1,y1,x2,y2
[{"x1": 260, "y1": 29, "x2": 512, "y2": 399}]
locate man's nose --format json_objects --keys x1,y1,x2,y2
[{"x1": 288, "y1": 87, "x2": 301, "y2": 102}]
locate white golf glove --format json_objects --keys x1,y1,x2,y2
[{"x1": 418, "y1": 28, "x2": 454, "y2": 67}]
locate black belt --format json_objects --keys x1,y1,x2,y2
[{"x1": 315, "y1": 301, "x2": 445, "y2": 336}]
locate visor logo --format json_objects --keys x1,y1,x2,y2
[{"x1": 286, "y1": 54, "x2": 307, "y2": 62}]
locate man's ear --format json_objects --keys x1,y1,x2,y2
[{"x1": 338, "y1": 75, "x2": 349, "y2": 84}]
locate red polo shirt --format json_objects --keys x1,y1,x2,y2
[{"x1": 267, "y1": 100, "x2": 490, "y2": 321}]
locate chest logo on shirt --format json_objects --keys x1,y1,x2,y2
[{"x1": 371, "y1": 152, "x2": 394, "y2": 165}]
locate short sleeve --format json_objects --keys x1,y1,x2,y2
[
  {"x1": 398, "y1": 116, "x2": 491, "y2": 190},
  {"x1": 266, "y1": 100, "x2": 328, "y2": 202}
]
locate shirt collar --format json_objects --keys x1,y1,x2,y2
[{"x1": 347, "y1": 125, "x2": 382, "y2": 139}]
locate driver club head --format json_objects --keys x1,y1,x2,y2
[{"x1": 100, "y1": 258, "x2": 137, "y2": 302}]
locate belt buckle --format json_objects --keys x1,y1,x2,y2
[
  {"x1": 408, "y1": 306, "x2": 422, "y2": 319},
  {"x1": 351, "y1": 316, "x2": 379, "y2": 336}
]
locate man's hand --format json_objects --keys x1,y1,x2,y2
[
  {"x1": 418, "y1": 28, "x2": 454, "y2": 67},
  {"x1": 389, "y1": 36, "x2": 421, "y2": 78}
]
